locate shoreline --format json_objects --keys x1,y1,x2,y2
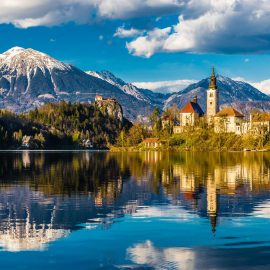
[{"x1": 109, "y1": 146, "x2": 270, "y2": 153}]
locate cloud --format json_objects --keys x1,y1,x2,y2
[
  {"x1": 4, "y1": 0, "x2": 270, "y2": 58},
  {"x1": 133, "y1": 79, "x2": 196, "y2": 93},
  {"x1": 114, "y1": 27, "x2": 144, "y2": 38},
  {"x1": 250, "y1": 80, "x2": 270, "y2": 95},
  {"x1": 127, "y1": 27, "x2": 172, "y2": 58},
  {"x1": 124, "y1": 0, "x2": 270, "y2": 57},
  {"x1": 233, "y1": 77, "x2": 270, "y2": 95},
  {"x1": 0, "y1": 0, "x2": 185, "y2": 28}
]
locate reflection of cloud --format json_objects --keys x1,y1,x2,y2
[
  {"x1": 127, "y1": 240, "x2": 195, "y2": 270},
  {"x1": 132, "y1": 205, "x2": 195, "y2": 220},
  {"x1": 253, "y1": 200, "x2": 270, "y2": 218}
]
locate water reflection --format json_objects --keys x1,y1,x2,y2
[{"x1": 0, "y1": 151, "x2": 270, "y2": 260}]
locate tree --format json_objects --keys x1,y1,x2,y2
[
  {"x1": 150, "y1": 107, "x2": 162, "y2": 137},
  {"x1": 128, "y1": 123, "x2": 146, "y2": 146}
]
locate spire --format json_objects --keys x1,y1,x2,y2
[
  {"x1": 212, "y1": 66, "x2": 215, "y2": 76},
  {"x1": 209, "y1": 66, "x2": 217, "y2": 90}
]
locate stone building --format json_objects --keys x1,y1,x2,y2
[
  {"x1": 214, "y1": 107, "x2": 244, "y2": 134},
  {"x1": 249, "y1": 112, "x2": 270, "y2": 134}
]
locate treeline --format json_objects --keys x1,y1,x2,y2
[
  {"x1": 0, "y1": 101, "x2": 130, "y2": 149},
  {"x1": 114, "y1": 106, "x2": 178, "y2": 147},
  {"x1": 113, "y1": 106, "x2": 270, "y2": 151}
]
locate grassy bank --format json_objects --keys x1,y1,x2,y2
[{"x1": 111, "y1": 127, "x2": 270, "y2": 152}]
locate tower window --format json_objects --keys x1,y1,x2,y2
[
  {"x1": 209, "y1": 93, "x2": 213, "y2": 97},
  {"x1": 210, "y1": 102, "x2": 212, "y2": 105}
]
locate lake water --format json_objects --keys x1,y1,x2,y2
[{"x1": 0, "y1": 151, "x2": 270, "y2": 269}]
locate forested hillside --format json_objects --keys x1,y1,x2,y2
[{"x1": 0, "y1": 102, "x2": 129, "y2": 149}]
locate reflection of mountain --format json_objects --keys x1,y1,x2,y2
[
  {"x1": 0, "y1": 187, "x2": 69, "y2": 251},
  {"x1": 0, "y1": 151, "x2": 270, "y2": 250}
]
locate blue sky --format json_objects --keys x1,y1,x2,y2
[{"x1": 1, "y1": 0, "x2": 270, "y2": 91}]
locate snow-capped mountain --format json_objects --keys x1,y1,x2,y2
[
  {"x1": 165, "y1": 75, "x2": 270, "y2": 112},
  {"x1": 86, "y1": 70, "x2": 170, "y2": 109},
  {"x1": 1, "y1": 47, "x2": 270, "y2": 120},
  {"x1": 86, "y1": 70, "x2": 151, "y2": 102},
  {"x1": 0, "y1": 47, "x2": 156, "y2": 120}
]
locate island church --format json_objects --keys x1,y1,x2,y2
[{"x1": 172, "y1": 67, "x2": 269, "y2": 135}]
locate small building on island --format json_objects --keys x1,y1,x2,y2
[{"x1": 143, "y1": 138, "x2": 162, "y2": 148}]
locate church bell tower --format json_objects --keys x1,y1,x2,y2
[{"x1": 207, "y1": 67, "x2": 219, "y2": 122}]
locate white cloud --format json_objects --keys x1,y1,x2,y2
[
  {"x1": 127, "y1": 27, "x2": 172, "y2": 58},
  {"x1": 114, "y1": 27, "x2": 144, "y2": 38},
  {"x1": 250, "y1": 80, "x2": 270, "y2": 95},
  {"x1": 233, "y1": 77, "x2": 270, "y2": 95},
  {"x1": 0, "y1": 0, "x2": 185, "y2": 28},
  {"x1": 133, "y1": 79, "x2": 196, "y2": 93},
  {"x1": 125, "y1": 0, "x2": 270, "y2": 57},
  {"x1": 3, "y1": 0, "x2": 270, "y2": 58}
]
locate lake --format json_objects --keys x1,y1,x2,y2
[{"x1": 0, "y1": 151, "x2": 270, "y2": 269}]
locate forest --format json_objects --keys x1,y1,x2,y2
[{"x1": 0, "y1": 101, "x2": 130, "y2": 149}]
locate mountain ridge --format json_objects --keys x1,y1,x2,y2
[
  {"x1": 0, "y1": 47, "x2": 157, "y2": 121},
  {"x1": 0, "y1": 46, "x2": 270, "y2": 120},
  {"x1": 165, "y1": 75, "x2": 270, "y2": 112}
]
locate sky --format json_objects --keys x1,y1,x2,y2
[{"x1": 1, "y1": 0, "x2": 270, "y2": 93}]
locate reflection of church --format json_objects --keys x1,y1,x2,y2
[
  {"x1": 155, "y1": 152, "x2": 270, "y2": 233},
  {"x1": 207, "y1": 175, "x2": 218, "y2": 233}
]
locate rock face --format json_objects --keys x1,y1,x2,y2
[
  {"x1": 94, "y1": 97, "x2": 123, "y2": 123},
  {"x1": 165, "y1": 75, "x2": 270, "y2": 113},
  {"x1": 0, "y1": 47, "x2": 155, "y2": 121}
]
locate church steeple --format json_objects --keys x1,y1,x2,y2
[
  {"x1": 207, "y1": 66, "x2": 219, "y2": 121},
  {"x1": 209, "y1": 66, "x2": 217, "y2": 90}
]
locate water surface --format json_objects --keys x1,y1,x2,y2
[{"x1": 0, "y1": 151, "x2": 270, "y2": 269}]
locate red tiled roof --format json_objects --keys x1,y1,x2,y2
[
  {"x1": 180, "y1": 101, "x2": 204, "y2": 115},
  {"x1": 215, "y1": 107, "x2": 244, "y2": 117},
  {"x1": 143, "y1": 138, "x2": 160, "y2": 143}
]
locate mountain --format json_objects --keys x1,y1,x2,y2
[
  {"x1": 165, "y1": 75, "x2": 270, "y2": 112},
  {"x1": 0, "y1": 47, "x2": 156, "y2": 121},
  {"x1": 86, "y1": 70, "x2": 170, "y2": 109},
  {"x1": 1, "y1": 47, "x2": 270, "y2": 121}
]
